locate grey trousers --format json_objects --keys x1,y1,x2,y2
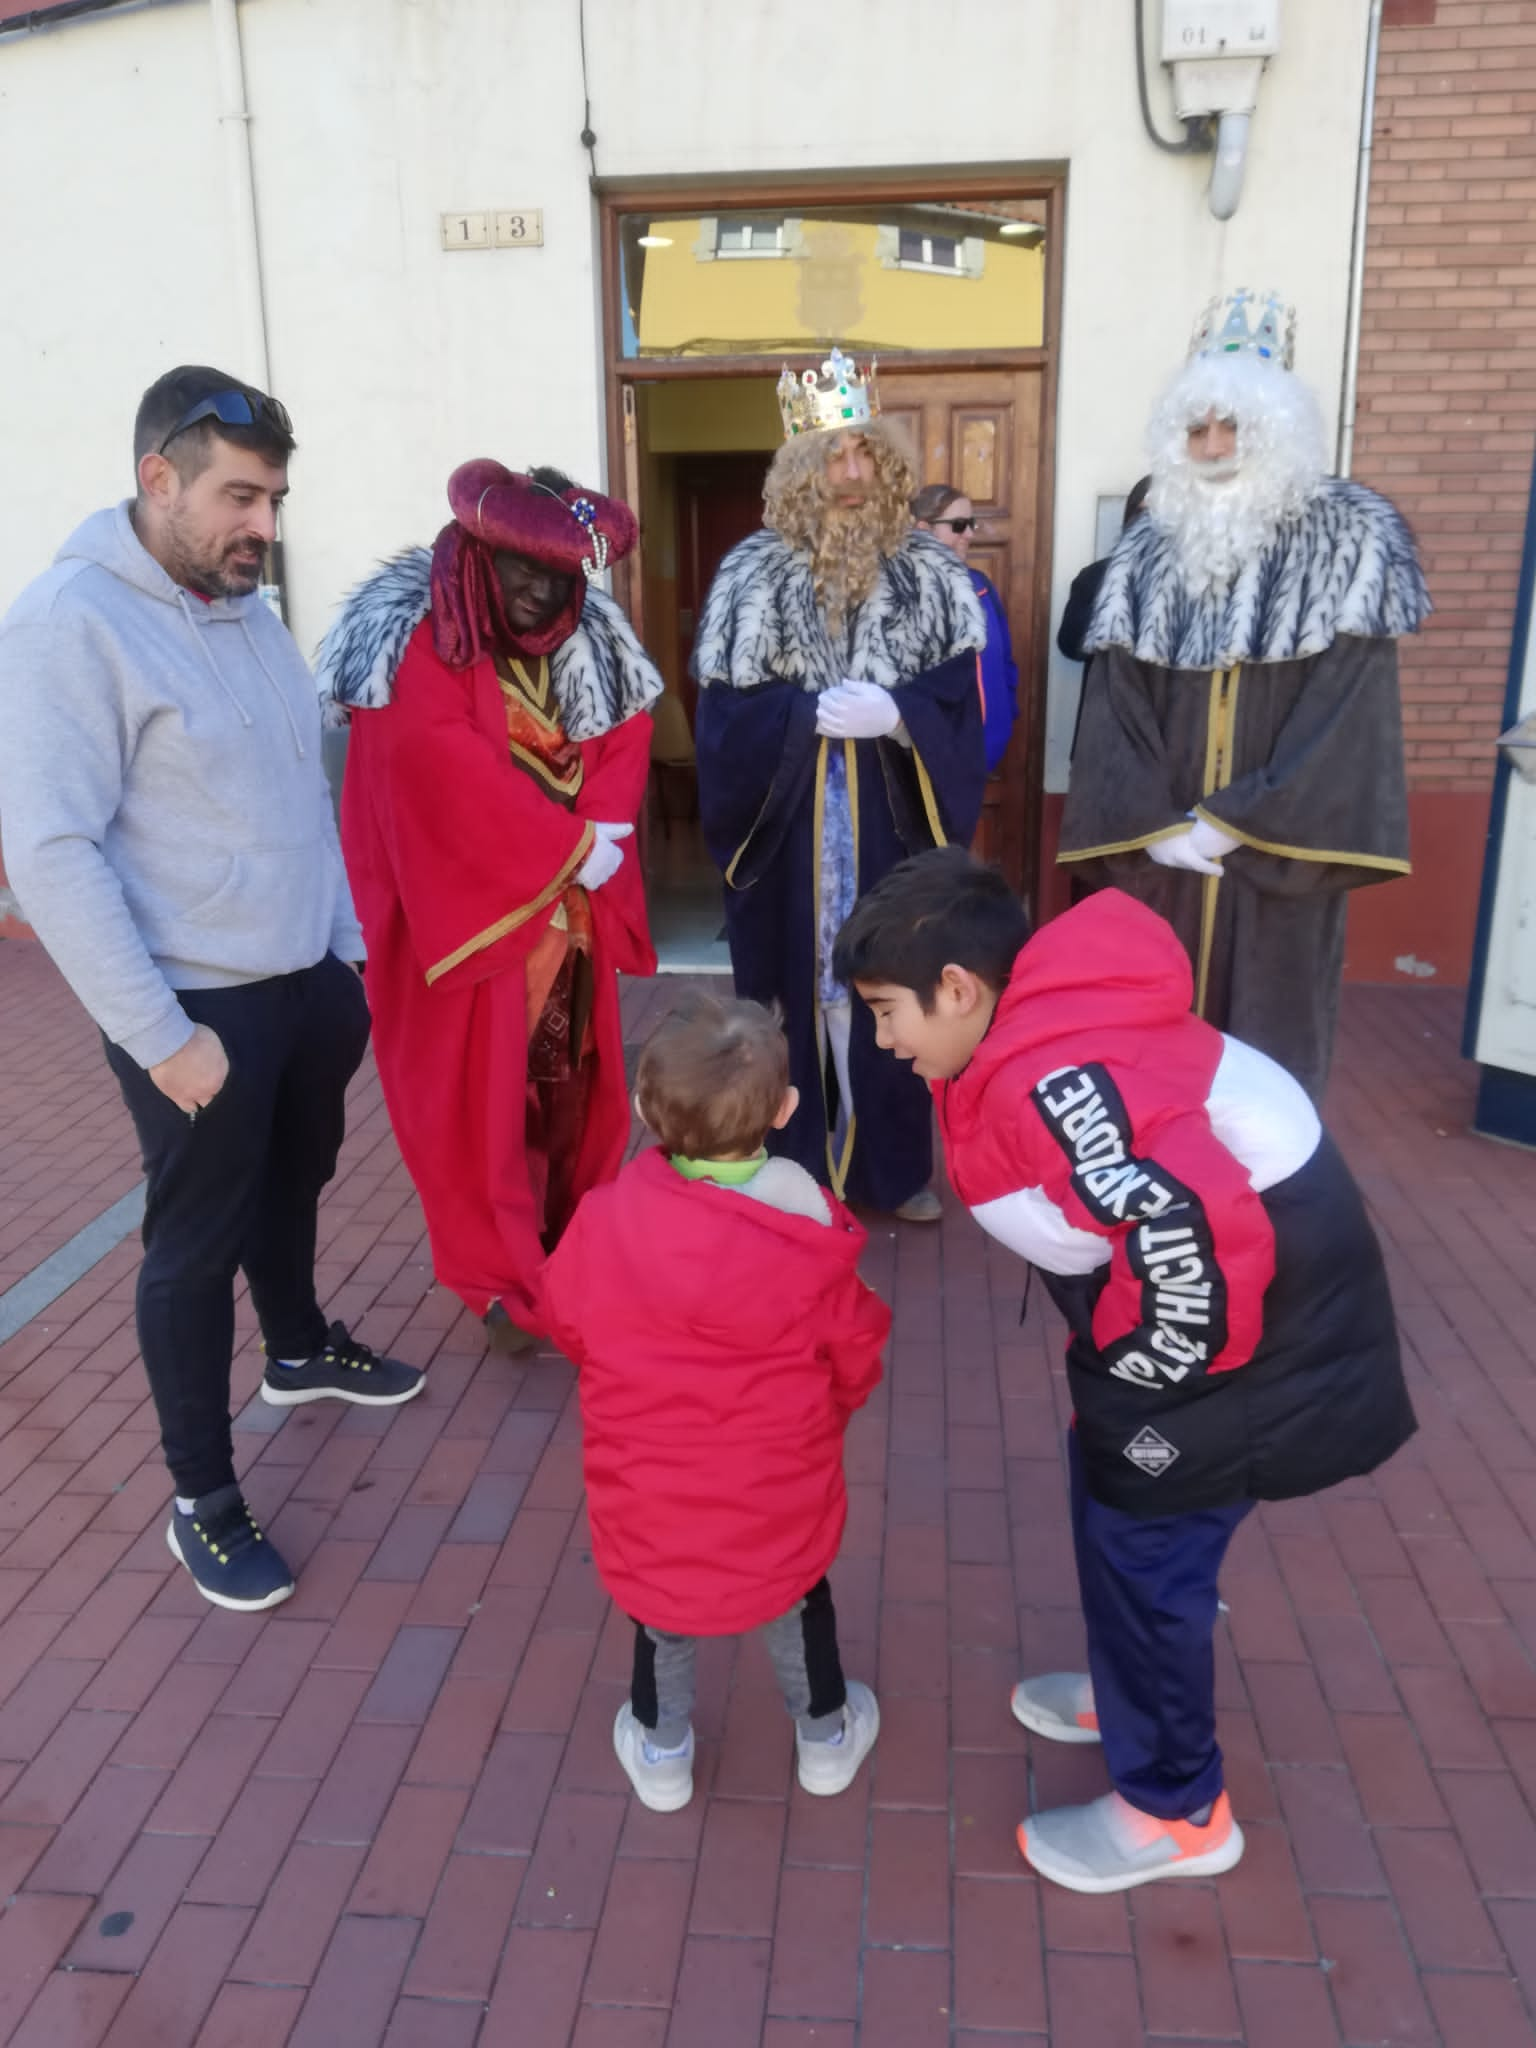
[{"x1": 630, "y1": 1575, "x2": 847, "y2": 1751}]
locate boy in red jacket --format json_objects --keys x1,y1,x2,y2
[
  {"x1": 542, "y1": 996, "x2": 890, "y2": 1813},
  {"x1": 834, "y1": 848, "x2": 1413, "y2": 1894}
]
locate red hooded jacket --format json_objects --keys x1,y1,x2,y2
[
  {"x1": 541, "y1": 1148, "x2": 890, "y2": 1635},
  {"x1": 936, "y1": 890, "x2": 1411, "y2": 1512}
]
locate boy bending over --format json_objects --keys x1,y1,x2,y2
[{"x1": 834, "y1": 848, "x2": 1414, "y2": 1893}]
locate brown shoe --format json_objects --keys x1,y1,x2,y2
[
  {"x1": 483, "y1": 1301, "x2": 539, "y2": 1356},
  {"x1": 892, "y1": 1188, "x2": 943, "y2": 1224}
]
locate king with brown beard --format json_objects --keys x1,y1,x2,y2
[
  {"x1": 694, "y1": 351, "x2": 987, "y2": 1217},
  {"x1": 1059, "y1": 292, "x2": 1431, "y2": 1101}
]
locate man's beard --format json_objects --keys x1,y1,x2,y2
[
  {"x1": 163, "y1": 504, "x2": 265, "y2": 600},
  {"x1": 1149, "y1": 459, "x2": 1298, "y2": 598},
  {"x1": 1143, "y1": 354, "x2": 1328, "y2": 600},
  {"x1": 811, "y1": 501, "x2": 885, "y2": 630}
]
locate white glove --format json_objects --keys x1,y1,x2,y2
[
  {"x1": 1189, "y1": 816, "x2": 1239, "y2": 860},
  {"x1": 1146, "y1": 817, "x2": 1234, "y2": 877},
  {"x1": 577, "y1": 822, "x2": 632, "y2": 892},
  {"x1": 815, "y1": 680, "x2": 901, "y2": 740}
]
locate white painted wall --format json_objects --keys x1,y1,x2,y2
[{"x1": 0, "y1": 0, "x2": 1371, "y2": 787}]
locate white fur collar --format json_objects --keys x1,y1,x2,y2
[
  {"x1": 313, "y1": 547, "x2": 662, "y2": 740},
  {"x1": 1086, "y1": 479, "x2": 1430, "y2": 669},
  {"x1": 692, "y1": 528, "x2": 984, "y2": 693}
]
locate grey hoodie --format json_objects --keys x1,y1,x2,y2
[{"x1": 0, "y1": 503, "x2": 364, "y2": 1068}]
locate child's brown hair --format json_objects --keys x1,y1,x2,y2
[{"x1": 635, "y1": 995, "x2": 790, "y2": 1160}]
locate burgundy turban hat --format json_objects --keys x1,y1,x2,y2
[
  {"x1": 448, "y1": 460, "x2": 637, "y2": 579},
  {"x1": 432, "y1": 460, "x2": 638, "y2": 666}
]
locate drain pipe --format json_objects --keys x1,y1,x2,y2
[
  {"x1": 209, "y1": 0, "x2": 288, "y2": 617},
  {"x1": 209, "y1": 0, "x2": 271, "y2": 393},
  {"x1": 1338, "y1": 0, "x2": 1385, "y2": 478}
]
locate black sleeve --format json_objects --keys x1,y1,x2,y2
[{"x1": 1057, "y1": 561, "x2": 1108, "y2": 663}]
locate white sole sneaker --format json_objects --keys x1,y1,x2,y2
[
  {"x1": 1020, "y1": 1793, "x2": 1246, "y2": 1894},
  {"x1": 164, "y1": 1518, "x2": 295, "y2": 1613},
  {"x1": 1010, "y1": 1673, "x2": 1102, "y2": 1745},
  {"x1": 612, "y1": 1704, "x2": 694, "y2": 1812},
  {"x1": 796, "y1": 1680, "x2": 879, "y2": 1796}
]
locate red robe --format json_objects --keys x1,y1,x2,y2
[{"x1": 340, "y1": 619, "x2": 655, "y2": 1329}]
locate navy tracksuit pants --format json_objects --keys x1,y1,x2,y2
[{"x1": 1069, "y1": 1429, "x2": 1252, "y2": 1821}]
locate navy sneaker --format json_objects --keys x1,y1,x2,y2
[
  {"x1": 260, "y1": 1321, "x2": 425, "y2": 1409},
  {"x1": 167, "y1": 1484, "x2": 295, "y2": 1611}
]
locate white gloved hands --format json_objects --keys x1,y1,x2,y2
[
  {"x1": 1146, "y1": 815, "x2": 1240, "y2": 877},
  {"x1": 815, "y1": 679, "x2": 902, "y2": 740},
  {"x1": 577, "y1": 821, "x2": 633, "y2": 892}
]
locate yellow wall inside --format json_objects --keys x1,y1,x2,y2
[
  {"x1": 633, "y1": 217, "x2": 1045, "y2": 358},
  {"x1": 643, "y1": 378, "x2": 781, "y2": 453}
]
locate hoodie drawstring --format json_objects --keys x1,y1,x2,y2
[
  {"x1": 173, "y1": 591, "x2": 307, "y2": 759},
  {"x1": 241, "y1": 617, "x2": 307, "y2": 760}
]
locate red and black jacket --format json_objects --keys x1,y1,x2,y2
[{"x1": 935, "y1": 891, "x2": 1414, "y2": 1513}]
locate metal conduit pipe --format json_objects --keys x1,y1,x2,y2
[
  {"x1": 1338, "y1": 0, "x2": 1385, "y2": 479},
  {"x1": 209, "y1": 0, "x2": 271, "y2": 394}
]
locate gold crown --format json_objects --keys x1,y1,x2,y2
[{"x1": 777, "y1": 348, "x2": 880, "y2": 439}]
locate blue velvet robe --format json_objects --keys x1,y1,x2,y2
[{"x1": 694, "y1": 530, "x2": 987, "y2": 1208}]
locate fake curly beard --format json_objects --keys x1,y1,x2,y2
[{"x1": 764, "y1": 420, "x2": 915, "y2": 633}]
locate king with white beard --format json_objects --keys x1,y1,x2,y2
[{"x1": 1058, "y1": 291, "x2": 1431, "y2": 1100}]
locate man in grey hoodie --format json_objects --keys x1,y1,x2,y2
[{"x1": 0, "y1": 364, "x2": 425, "y2": 1613}]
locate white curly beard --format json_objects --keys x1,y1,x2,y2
[{"x1": 1146, "y1": 353, "x2": 1328, "y2": 598}]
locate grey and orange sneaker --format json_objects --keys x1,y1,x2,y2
[
  {"x1": 1010, "y1": 1672, "x2": 1101, "y2": 1744},
  {"x1": 1020, "y1": 1789, "x2": 1245, "y2": 1893}
]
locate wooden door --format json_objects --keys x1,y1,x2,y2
[
  {"x1": 675, "y1": 452, "x2": 772, "y2": 729},
  {"x1": 880, "y1": 369, "x2": 1044, "y2": 905}
]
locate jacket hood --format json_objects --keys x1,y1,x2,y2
[
  {"x1": 56, "y1": 502, "x2": 255, "y2": 621},
  {"x1": 593, "y1": 1148, "x2": 866, "y2": 1344},
  {"x1": 966, "y1": 890, "x2": 1195, "y2": 1086}
]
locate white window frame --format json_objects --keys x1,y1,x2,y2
[{"x1": 876, "y1": 224, "x2": 986, "y2": 281}]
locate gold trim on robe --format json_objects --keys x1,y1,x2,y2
[{"x1": 425, "y1": 825, "x2": 595, "y2": 985}]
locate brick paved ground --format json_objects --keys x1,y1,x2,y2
[{"x1": 1, "y1": 938, "x2": 1535, "y2": 2047}]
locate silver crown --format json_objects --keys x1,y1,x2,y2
[{"x1": 1190, "y1": 288, "x2": 1296, "y2": 371}]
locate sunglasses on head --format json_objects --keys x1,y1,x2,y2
[
  {"x1": 158, "y1": 388, "x2": 292, "y2": 456},
  {"x1": 935, "y1": 516, "x2": 977, "y2": 534}
]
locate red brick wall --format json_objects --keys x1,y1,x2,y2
[{"x1": 1346, "y1": 0, "x2": 1536, "y2": 982}]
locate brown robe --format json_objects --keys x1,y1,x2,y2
[{"x1": 1058, "y1": 635, "x2": 1411, "y2": 1100}]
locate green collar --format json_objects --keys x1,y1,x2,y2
[{"x1": 670, "y1": 1148, "x2": 768, "y2": 1186}]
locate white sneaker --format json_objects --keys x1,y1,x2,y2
[
  {"x1": 612, "y1": 1704, "x2": 694, "y2": 1812},
  {"x1": 1020, "y1": 1789, "x2": 1245, "y2": 1894},
  {"x1": 1010, "y1": 1672, "x2": 1101, "y2": 1745},
  {"x1": 796, "y1": 1680, "x2": 879, "y2": 1796}
]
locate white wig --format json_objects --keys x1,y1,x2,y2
[{"x1": 1145, "y1": 353, "x2": 1328, "y2": 595}]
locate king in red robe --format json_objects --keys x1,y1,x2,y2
[{"x1": 316, "y1": 461, "x2": 661, "y2": 1349}]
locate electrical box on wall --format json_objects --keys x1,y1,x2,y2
[{"x1": 1161, "y1": 0, "x2": 1280, "y2": 57}]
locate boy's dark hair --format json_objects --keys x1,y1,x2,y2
[
  {"x1": 636, "y1": 995, "x2": 790, "y2": 1159},
  {"x1": 832, "y1": 847, "x2": 1031, "y2": 1010},
  {"x1": 133, "y1": 365, "x2": 297, "y2": 487}
]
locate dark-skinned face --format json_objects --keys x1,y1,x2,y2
[{"x1": 493, "y1": 548, "x2": 575, "y2": 634}]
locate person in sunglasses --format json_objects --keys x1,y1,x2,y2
[
  {"x1": 911, "y1": 485, "x2": 1018, "y2": 776},
  {"x1": 0, "y1": 365, "x2": 425, "y2": 1613}
]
